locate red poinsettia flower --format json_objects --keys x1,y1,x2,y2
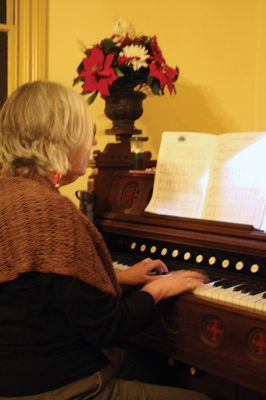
[
  {"x1": 120, "y1": 34, "x2": 134, "y2": 47},
  {"x1": 149, "y1": 62, "x2": 178, "y2": 94},
  {"x1": 79, "y1": 47, "x2": 118, "y2": 96},
  {"x1": 74, "y1": 18, "x2": 179, "y2": 104},
  {"x1": 150, "y1": 36, "x2": 165, "y2": 65}
]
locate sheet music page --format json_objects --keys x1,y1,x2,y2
[
  {"x1": 202, "y1": 132, "x2": 266, "y2": 229},
  {"x1": 145, "y1": 132, "x2": 218, "y2": 217}
]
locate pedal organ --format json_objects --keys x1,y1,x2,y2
[{"x1": 88, "y1": 137, "x2": 266, "y2": 400}]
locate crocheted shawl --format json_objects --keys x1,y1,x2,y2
[{"x1": 0, "y1": 174, "x2": 121, "y2": 297}]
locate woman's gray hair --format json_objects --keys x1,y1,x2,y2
[{"x1": 0, "y1": 80, "x2": 92, "y2": 176}]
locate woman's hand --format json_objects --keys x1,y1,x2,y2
[
  {"x1": 141, "y1": 269, "x2": 209, "y2": 304},
  {"x1": 116, "y1": 257, "x2": 168, "y2": 286}
]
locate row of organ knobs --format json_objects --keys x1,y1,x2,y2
[{"x1": 129, "y1": 242, "x2": 261, "y2": 274}]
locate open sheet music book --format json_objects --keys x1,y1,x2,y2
[{"x1": 145, "y1": 131, "x2": 266, "y2": 230}]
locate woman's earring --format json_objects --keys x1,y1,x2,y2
[{"x1": 53, "y1": 172, "x2": 62, "y2": 188}]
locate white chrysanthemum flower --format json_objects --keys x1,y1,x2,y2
[
  {"x1": 119, "y1": 45, "x2": 149, "y2": 71},
  {"x1": 112, "y1": 17, "x2": 136, "y2": 42}
]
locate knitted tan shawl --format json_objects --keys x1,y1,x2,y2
[{"x1": 0, "y1": 174, "x2": 121, "y2": 297}]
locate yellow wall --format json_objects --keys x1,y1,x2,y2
[{"x1": 48, "y1": 0, "x2": 266, "y2": 206}]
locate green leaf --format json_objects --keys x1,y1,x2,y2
[
  {"x1": 101, "y1": 38, "x2": 116, "y2": 54},
  {"x1": 85, "y1": 49, "x2": 91, "y2": 57},
  {"x1": 151, "y1": 80, "x2": 161, "y2": 95},
  {"x1": 114, "y1": 67, "x2": 124, "y2": 77},
  {"x1": 73, "y1": 76, "x2": 80, "y2": 86},
  {"x1": 87, "y1": 91, "x2": 98, "y2": 105}
]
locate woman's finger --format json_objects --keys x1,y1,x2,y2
[
  {"x1": 149, "y1": 259, "x2": 169, "y2": 274},
  {"x1": 140, "y1": 258, "x2": 168, "y2": 274}
]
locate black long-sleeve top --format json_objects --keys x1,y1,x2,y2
[{"x1": 0, "y1": 272, "x2": 155, "y2": 396}]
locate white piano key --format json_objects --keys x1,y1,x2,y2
[
  {"x1": 112, "y1": 261, "x2": 130, "y2": 271},
  {"x1": 194, "y1": 281, "x2": 266, "y2": 313},
  {"x1": 231, "y1": 291, "x2": 253, "y2": 306},
  {"x1": 215, "y1": 286, "x2": 241, "y2": 302},
  {"x1": 216, "y1": 287, "x2": 239, "y2": 302},
  {"x1": 195, "y1": 285, "x2": 243, "y2": 305},
  {"x1": 254, "y1": 298, "x2": 266, "y2": 312},
  {"x1": 221, "y1": 288, "x2": 247, "y2": 304},
  {"x1": 193, "y1": 281, "x2": 221, "y2": 298},
  {"x1": 210, "y1": 286, "x2": 237, "y2": 301},
  {"x1": 237, "y1": 292, "x2": 265, "y2": 309}
]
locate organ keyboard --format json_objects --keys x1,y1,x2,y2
[
  {"x1": 89, "y1": 141, "x2": 266, "y2": 400},
  {"x1": 194, "y1": 280, "x2": 266, "y2": 313},
  {"x1": 113, "y1": 259, "x2": 266, "y2": 314}
]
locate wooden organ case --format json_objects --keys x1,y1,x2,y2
[{"x1": 89, "y1": 137, "x2": 266, "y2": 400}]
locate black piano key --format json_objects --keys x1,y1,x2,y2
[
  {"x1": 213, "y1": 279, "x2": 242, "y2": 289},
  {"x1": 233, "y1": 283, "x2": 250, "y2": 292},
  {"x1": 116, "y1": 256, "x2": 134, "y2": 265},
  {"x1": 247, "y1": 284, "x2": 262, "y2": 293},
  {"x1": 113, "y1": 253, "x2": 152, "y2": 266},
  {"x1": 209, "y1": 276, "x2": 220, "y2": 282},
  {"x1": 249, "y1": 286, "x2": 266, "y2": 295},
  {"x1": 220, "y1": 279, "x2": 241, "y2": 289},
  {"x1": 213, "y1": 280, "x2": 226, "y2": 287},
  {"x1": 235, "y1": 283, "x2": 257, "y2": 293}
]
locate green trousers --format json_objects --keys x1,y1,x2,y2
[{"x1": 0, "y1": 364, "x2": 211, "y2": 400}]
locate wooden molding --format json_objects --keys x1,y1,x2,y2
[{"x1": 3, "y1": 0, "x2": 48, "y2": 95}]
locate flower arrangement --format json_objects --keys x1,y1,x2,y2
[{"x1": 73, "y1": 18, "x2": 179, "y2": 104}]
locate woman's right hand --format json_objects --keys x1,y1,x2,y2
[{"x1": 141, "y1": 269, "x2": 209, "y2": 304}]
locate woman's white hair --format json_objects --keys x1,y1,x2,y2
[{"x1": 0, "y1": 80, "x2": 92, "y2": 176}]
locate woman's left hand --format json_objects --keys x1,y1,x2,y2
[{"x1": 115, "y1": 257, "x2": 168, "y2": 286}]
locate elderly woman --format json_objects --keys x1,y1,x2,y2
[{"x1": 0, "y1": 81, "x2": 210, "y2": 400}]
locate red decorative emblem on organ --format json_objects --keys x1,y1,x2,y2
[
  {"x1": 201, "y1": 315, "x2": 224, "y2": 346},
  {"x1": 247, "y1": 328, "x2": 266, "y2": 357},
  {"x1": 120, "y1": 182, "x2": 139, "y2": 209}
]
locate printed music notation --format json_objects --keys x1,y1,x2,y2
[{"x1": 145, "y1": 131, "x2": 266, "y2": 230}]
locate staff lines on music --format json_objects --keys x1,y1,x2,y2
[{"x1": 146, "y1": 131, "x2": 266, "y2": 229}]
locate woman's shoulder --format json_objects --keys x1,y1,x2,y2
[{"x1": 1, "y1": 174, "x2": 80, "y2": 216}]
